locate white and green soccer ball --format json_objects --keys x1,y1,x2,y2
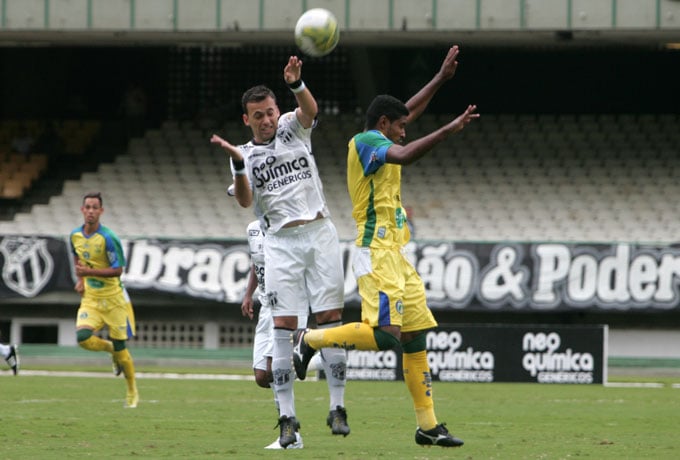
[{"x1": 294, "y1": 8, "x2": 340, "y2": 57}]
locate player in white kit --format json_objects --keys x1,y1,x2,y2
[
  {"x1": 242, "y1": 220, "x2": 305, "y2": 449},
  {"x1": 241, "y1": 219, "x2": 327, "y2": 449},
  {"x1": 211, "y1": 55, "x2": 348, "y2": 449}
]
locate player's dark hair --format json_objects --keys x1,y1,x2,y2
[
  {"x1": 241, "y1": 85, "x2": 277, "y2": 113},
  {"x1": 365, "y1": 94, "x2": 409, "y2": 130},
  {"x1": 83, "y1": 191, "x2": 103, "y2": 207}
]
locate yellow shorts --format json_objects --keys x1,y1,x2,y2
[
  {"x1": 77, "y1": 288, "x2": 136, "y2": 340},
  {"x1": 352, "y1": 247, "x2": 437, "y2": 333}
]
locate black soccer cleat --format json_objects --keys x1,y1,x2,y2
[
  {"x1": 5, "y1": 345, "x2": 19, "y2": 376},
  {"x1": 276, "y1": 415, "x2": 300, "y2": 449},
  {"x1": 327, "y1": 406, "x2": 350, "y2": 436},
  {"x1": 415, "y1": 423, "x2": 464, "y2": 447},
  {"x1": 292, "y1": 328, "x2": 316, "y2": 381}
]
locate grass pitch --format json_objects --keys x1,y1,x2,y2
[{"x1": 1, "y1": 370, "x2": 678, "y2": 459}]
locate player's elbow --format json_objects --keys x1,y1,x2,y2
[
  {"x1": 236, "y1": 196, "x2": 253, "y2": 208},
  {"x1": 386, "y1": 150, "x2": 416, "y2": 166},
  {"x1": 297, "y1": 107, "x2": 318, "y2": 128},
  {"x1": 397, "y1": 154, "x2": 419, "y2": 166},
  {"x1": 306, "y1": 101, "x2": 318, "y2": 118}
]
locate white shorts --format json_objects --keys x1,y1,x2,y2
[
  {"x1": 264, "y1": 217, "x2": 344, "y2": 319},
  {"x1": 253, "y1": 305, "x2": 309, "y2": 371}
]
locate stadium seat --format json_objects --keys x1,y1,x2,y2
[
  {"x1": 0, "y1": 113, "x2": 676, "y2": 243},
  {"x1": 1, "y1": 178, "x2": 25, "y2": 199}
]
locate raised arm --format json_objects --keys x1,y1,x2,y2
[
  {"x1": 386, "y1": 104, "x2": 479, "y2": 165},
  {"x1": 405, "y1": 45, "x2": 460, "y2": 124},
  {"x1": 284, "y1": 55, "x2": 318, "y2": 128}
]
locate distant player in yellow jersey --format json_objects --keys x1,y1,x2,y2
[
  {"x1": 70, "y1": 191, "x2": 138, "y2": 408},
  {"x1": 294, "y1": 45, "x2": 478, "y2": 447}
]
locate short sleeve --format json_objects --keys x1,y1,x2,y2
[{"x1": 353, "y1": 130, "x2": 392, "y2": 176}]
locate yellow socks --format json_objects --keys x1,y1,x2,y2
[
  {"x1": 79, "y1": 336, "x2": 114, "y2": 353},
  {"x1": 113, "y1": 348, "x2": 138, "y2": 408},
  {"x1": 79, "y1": 334, "x2": 138, "y2": 408},
  {"x1": 403, "y1": 350, "x2": 437, "y2": 430},
  {"x1": 113, "y1": 349, "x2": 137, "y2": 392},
  {"x1": 305, "y1": 322, "x2": 379, "y2": 351}
]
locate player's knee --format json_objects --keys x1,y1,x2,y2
[
  {"x1": 374, "y1": 328, "x2": 401, "y2": 350},
  {"x1": 315, "y1": 308, "x2": 343, "y2": 325},
  {"x1": 402, "y1": 332, "x2": 427, "y2": 354},
  {"x1": 254, "y1": 369, "x2": 272, "y2": 388},
  {"x1": 76, "y1": 328, "x2": 93, "y2": 344}
]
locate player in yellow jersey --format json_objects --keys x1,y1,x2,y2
[
  {"x1": 69, "y1": 192, "x2": 138, "y2": 408},
  {"x1": 294, "y1": 45, "x2": 478, "y2": 447}
]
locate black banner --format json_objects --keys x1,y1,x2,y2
[
  {"x1": 343, "y1": 324, "x2": 607, "y2": 384},
  {"x1": 0, "y1": 236, "x2": 73, "y2": 298},
  {"x1": 1, "y1": 234, "x2": 680, "y2": 313}
]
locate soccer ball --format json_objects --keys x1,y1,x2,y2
[{"x1": 294, "y1": 8, "x2": 339, "y2": 57}]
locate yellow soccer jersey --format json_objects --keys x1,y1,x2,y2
[
  {"x1": 70, "y1": 224, "x2": 126, "y2": 298},
  {"x1": 348, "y1": 130, "x2": 411, "y2": 249}
]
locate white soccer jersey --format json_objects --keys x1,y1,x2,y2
[
  {"x1": 238, "y1": 111, "x2": 330, "y2": 234},
  {"x1": 246, "y1": 220, "x2": 267, "y2": 306}
]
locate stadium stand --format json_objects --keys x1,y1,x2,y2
[
  {"x1": 0, "y1": 113, "x2": 678, "y2": 243},
  {"x1": 0, "y1": 151, "x2": 50, "y2": 199}
]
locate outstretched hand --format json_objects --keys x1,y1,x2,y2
[
  {"x1": 449, "y1": 104, "x2": 480, "y2": 133},
  {"x1": 437, "y1": 45, "x2": 460, "y2": 81},
  {"x1": 283, "y1": 55, "x2": 303, "y2": 84},
  {"x1": 211, "y1": 134, "x2": 243, "y2": 160}
]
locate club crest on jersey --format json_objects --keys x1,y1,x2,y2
[
  {"x1": 267, "y1": 290, "x2": 278, "y2": 307},
  {"x1": 277, "y1": 127, "x2": 294, "y2": 144}
]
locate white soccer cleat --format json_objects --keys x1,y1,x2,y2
[
  {"x1": 264, "y1": 432, "x2": 303, "y2": 449},
  {"x1": 307, "y1": 352, "x2": 324, "y2": 372}
]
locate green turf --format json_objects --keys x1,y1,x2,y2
[
  {"x1": 14, "y1": 343, "x2": 251, "y2": 361},
  {"x1": 1, "y1": 373, "x2": 678, "y2": 459}
]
